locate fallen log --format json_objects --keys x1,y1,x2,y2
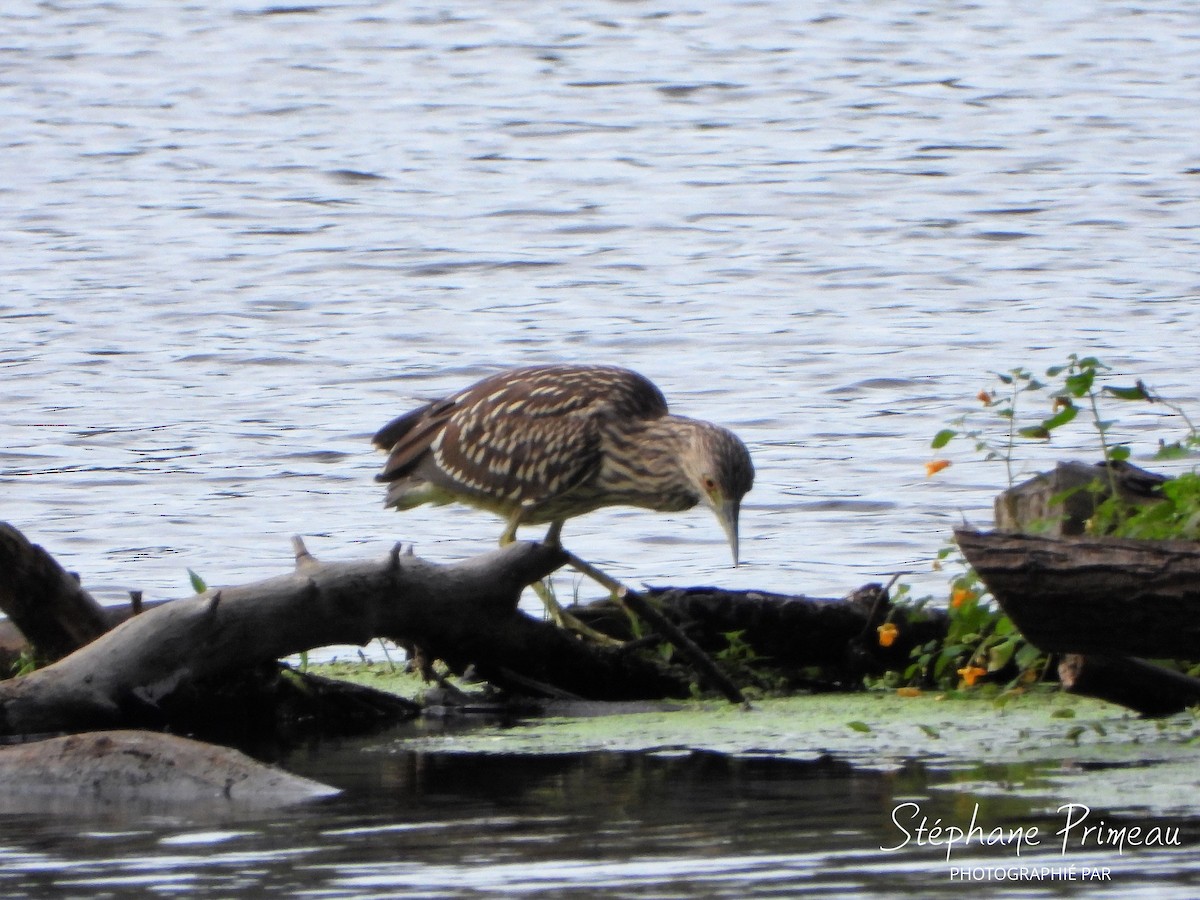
[
  {"x1": 0, "y1": 530, "x2": 691, "y2": 737},
  {"x1": 575, "y1": 583, "x2": 948, "y2": 687},
  {"x1": 957, "y1": 511, "x2": 1200, "y2": 715},
  {"x1": 954, "y1": 528, "x2": 1200, "y2": 658},
  {"x1": 0, "y1": 521, "x2": 940, "y2": 738},
  {"x1": 993, "y1": 460, "x2": 1168, "y2": 536}
]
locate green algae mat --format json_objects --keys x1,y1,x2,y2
[{"x1": 315, "y1": 663, "x2": 1200, "y2": 819}]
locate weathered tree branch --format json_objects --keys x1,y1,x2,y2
[{"x1": 0, "y1": 534, "x2": 688, "y2": 736}]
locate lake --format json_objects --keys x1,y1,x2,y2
[{"x1": 3, "y1": 0, "x2": 1199, "y2": 894}]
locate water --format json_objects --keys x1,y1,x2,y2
[
  {"x1": 0, "y1": 731, "x2": 1196, "y2": 899},
  {"x1": 3, "y1": 0, "x2": 1200, "y2": 893}
]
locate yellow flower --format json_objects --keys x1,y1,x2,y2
[
  {"x1": 950, "y1": 588, "x2": 975, "y2": 608},
  {"x1": 877, "y1": 622, "x2": 899, "y2": 648},
  {"x1": 957, "y1": 665, "x2": 987, "y2": 687},
  {"x1": 925, "y1": 459, "x2": 951, "y2": 478},
  {"x1": 896, "y1": 686, "x2": 922, "y2": 698}
]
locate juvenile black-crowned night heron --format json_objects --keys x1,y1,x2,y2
[
  {"x1": 372, "y1": 364, "x2": 754, "y2": 627},
  {"x1": 373, "y1": 364, "x2": 753, "y2": 552}
]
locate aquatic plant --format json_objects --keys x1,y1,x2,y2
[{"x1": 905, "y1": 355, "x2": 1200, "y2": 693}]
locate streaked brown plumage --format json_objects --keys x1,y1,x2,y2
[{"x1": 372, "y1": 364, "x2": 754, "y2": 561}]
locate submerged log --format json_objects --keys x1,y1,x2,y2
[{"x1": 1058, "y1": 655, "x2": 1200, "y2": 718}]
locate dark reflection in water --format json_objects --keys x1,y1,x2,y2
[{"x1": 0, "y1": 731, "x2": 1196, "y2": 898}]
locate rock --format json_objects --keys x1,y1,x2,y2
[{"x1": 0, "y1": 730, "x2": 340, "y2": 814}]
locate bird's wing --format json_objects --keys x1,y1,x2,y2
[
  {"x1": 373, "y1": 365, "x2": 668, "y2": 504},
  {"x1": 432, "y1": 380, "x2": 602, "y2": 508}
]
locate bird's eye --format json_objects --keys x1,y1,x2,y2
[{"x1": 703, "y1": 476, "x2": 717, "y2": 491}]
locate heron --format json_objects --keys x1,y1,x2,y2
[{"x1": 372, "y1": 363, "x2": 754, "y2": 629}]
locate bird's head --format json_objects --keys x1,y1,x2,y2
[{"x1": 682, "y1": 423, "x2": 755, "y2": 566}]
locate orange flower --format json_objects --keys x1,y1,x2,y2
[
  {"x1": 896, "y1": 686, "x2": 922, "y2": 698},
  {"x1": 877, "y1": 622, "x2": 899, "y2": 648},
  {"x1": 925, "y1": 459, "x2": 951, "y2": 478},
  {"x1": 950, "y1": 588, "x2": 975, "y2": 608},
  {"x1": 977, "y1": 390, "x2": 994, "y2": 405},
  {"x1": 957, "y1": 665, "x2": 987, "y2": 687}
]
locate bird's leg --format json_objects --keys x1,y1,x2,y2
[
  {"x1": 542, "y1": 520, "x2": 564, "y2": 547},
  {"x1": 516, "y1": 520, "x2": 618, "y2": 645},
  {"x1": 499, "y1": 512, "x2": 521, "y2": 546},
  {"x1": 496, "y1": 515, "x2": 617, "y2": 643}
]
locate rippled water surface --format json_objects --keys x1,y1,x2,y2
[
  {"x1": 1, "y1": 731, "x2": 1198, "y2": 899},
  {"x1": 4, "y1": 0, "x2": 1200, "y2": 894}
]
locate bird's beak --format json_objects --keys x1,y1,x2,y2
[{"x1": 716, "y1": 498, "x2": 741, "y2": 566}]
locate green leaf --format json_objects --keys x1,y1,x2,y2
[
  {"x1": 918, "y1": 724, "x2": 940, "y2": 740},
  {"x1": 1050, "y1": 707, "x2": 1076, "y2": 719},
  {"x1": 1065, "y1": 370, "x2": 1095, "y2": 396},
  {"x1": 931, "y1": 429, "x2": 957, "y2": 449},
  {"x1": 988, "y1": 638, "x2": 1017, "y2": 672},
  {"x1": 846, "y1": 720, "x2": 872, "y2": 733},
  {"x1": 1108, "y1": 444, "x2": 1131, "y2": 462},
  {"x1": 1104, "y1": 384, "x2": 1149, "y2": 401},
  {"x1": 1041, "y1": 404, "x2": 1079, "y2": 430},
  {"x1": 1018, "y1": 425, "x2": 1051, "y2": 440},
  {"x1": 187, "y1": 569, "x2": 207, "y2": 593},
  {"x1": 1015, "y1": 643, "x2": 1043, "y2": 671}
]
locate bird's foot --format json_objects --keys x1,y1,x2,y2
[{"x1": 531, "y1": 579, "x2": 622, "y2": 645}]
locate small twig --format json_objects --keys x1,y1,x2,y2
[{"x1": 561, "y1": 549, "x2": 749, "y2": 708}]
